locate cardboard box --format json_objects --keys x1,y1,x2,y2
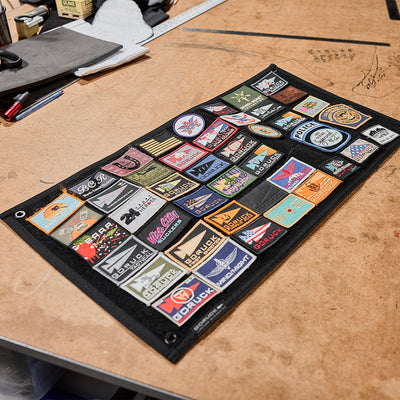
[{"x1": 55, "y1": 0, "x2": 94, "y2": 19}]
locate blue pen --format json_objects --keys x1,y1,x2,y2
[{"x1": 15, "y1": 90, "x2": 64, "y2": 121}]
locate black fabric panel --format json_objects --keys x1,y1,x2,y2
[{"x1": 1, "y1": 64, "x2": 399, "y2": 363}]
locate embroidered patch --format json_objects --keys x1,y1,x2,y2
[
  {"x1": 102, "y1": 147, "x2": 152, "y2": 177},
  {"x1": 204, "y1": 200, "x2": 259, "y2": 235},
  {"x1": 247, "y1": 98, "x2": 285, "y2": 120},
  {"x1": 340, "y1": 139, "x2": 379, "y2": 163},
  {"x1": 192, "y1": 119, "x2": 238, "y2": 152},
  {"x1": 270, "y1": 85, "x2": 307, "y2": 105},
  {"x1": 247, "y1": 124, "x2": 283, "y2": 139},
  {"x1": 159, "y1": 143, "x2": 208, "y2": 171},
  {"x1": 290, "y1": 121, "x2": 351, "y2": 152},
  {"x1": 147, "y1": 172, "x2": 199, "y2": 201},
  {"x1": 109, "y1": 189, "x2": 166, "y2": 233},
  {"x1": 121, "y1": 254, "x2": 188, "y2": 306},
  {"x1": 220, "y1": 112, "x2": 261, "y2": 126},
  {"x1": 215, "y1": 133, "x2": 259, "y2": 164},
  {"x1": 233, "y1": 217, "x2": 287, "y2": 254},
  {"x1": 137, "y1": 131, "x2": 184, "y2": 157},
  {"x1": 239, "y1": 144, "x2": 283, "y2": 177},
  {"x1": 152, "y1": 275, "x2": 219, "y2": 326},
  {"x1": 27, "y1": 192, "x2": 85, "y2": 234},
  {"x1": 319, "y1": 104, "x2": 372, "y2": 129},
  {"x1": 136, "y1": 204, "x2": 193, "y2": 251},
  {"x1": 319, "y1": 157, "x2": 359, "y2": 180},
  {"x1": 250, "y1": 71, "x2": 288, "y2": 96},
  {"x1": 88, "y1": 179, "x2": 141, "y2": 214},
  {"x1": 293, "y1": 95, "x2": 329, "y2": 117},
  {"x1": 71, "y1": 218, "x2": 130, "y2": 265},
  {"x1": 184, "y1": 153, "x2": 230, "y2": 183},
  {"x1": 268, "y1": 157, "x2": 315, "y2": 192},
  {"x1": 174, "y1": 186, "x2": 228, "y2": 217},
  {"x1": 200, "y1": 102, "x2": 238, "y2": 116},
  {"x1": 69, "y1": 171, "x2": 116, "y2": 200},
  {"x1": 361, "y1": 124, "x2": 399, "y2": 145},
  {"x1": 264, "y1": 194, "x2": 315, "y2": 228},
  {"x1": 270, "y1": 111, "x2": 308, "y2": 132},
  {"x1": 165, "y1": 220, "x2": 225, "y2": 270},
  {"x1": 50, "y1": 205, "x2": 103, "y2": 245},
  {"x1": 124, "y1": 161, "x2": 173, "y2": 187},
  {"x1": 172, "y1": 114, "x2": 206, "y2": 138},
  {"x1": 293, "y1": 170, "x2": 342, "y2": 205},
  {"x1": 207, "y1": 166, "x2": 257, "y2": 198},
  {"x1": 221, "y1": 85, "x2": 267, "y2": 112},
  {"x1": 193, "y1": 239, "x2": 256, "y2": 291},
  {"x1": 238, "y1": 180, "x2": 287, "y2": 214},
  {"x1": 93, "y1": 236, "x2": 158, "y2": 285}
]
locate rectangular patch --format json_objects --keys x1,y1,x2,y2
[
  {"x1": 68, "y1": 171, "x2": 117, "y2": 200},
  {"x1": 239, "y1": 144, "x2": 283, "y2": 177},
  {"x1": 124, "y1": 161, "x2": 174, "y2": 187},
  {"x1": 200, "y1": 102, "x2": 238, "y2": 116},
  {"x1": 221, "y1": 85, "x2": 267, "y2": 112},
  {"x1": 27, "y1": 192, "x2": 85, "y2": 234},
  {"x1": 247, "y1": 98, "x2": 285, "y2": 120},
  {"x1": 215, "y1": 133, "x2": 260, "y2": 164},
  {"x1": 319, "y1": 157, "x2": 359, "y2": 180},
  {"x1": 340, "y1": 139, "x2": 379, "y2": 163},
  {"x1": 361, "y1": 124, "x2": 399, "y2": 145},
  {"x1": 137, "y1": 131, "x2": 184, "y2": 157},
  {"x1": 270, "y1": 85, "x2": 307, "y2": 104},
  {"x1": 159, "y1": 143, "x2": 208, "y2": 171},
  {"x1": 292, "y1": 95, "x2": 329, "y2": 117},
  {"x1": 250, "y1": 71, "x2": 288, "y2": 96},
  {"x1": 184, "y1": 153, "x2": 230, "y2": 183},
  {"x1": 220, "y1": 112, "x2": 261, "y2": 126},
  {"x1": 270, "y1": 111, "x2": 308, "y2": 132}
]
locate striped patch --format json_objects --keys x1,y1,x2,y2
[{"x1": 138, "y1": 132, "x2": 184, "y2": 157}]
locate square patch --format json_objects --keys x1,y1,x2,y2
[
  {"x1": 319, "y1": 157, "x2": 359, "y2": 180},
  {"x1": 68, "y1": 171, "x2": 117, "y2": 200},
  {"x1": 220, "y1": 112, "x2": 261, "y2": 126},
  {"x1": 361, "y1": 124, "x2": 399, "y2": 145},
  {"x1": 137, "y1": 131, "x2": 184, "y2": 157},
  {"x1": 124, "y1": 161, "x2": 174, "y2": 187},
  {"x1": 247, "y1": 98, "x2": 285, "y2": 120},
  {"x1": 193, "y1": 239, "x2": 256, "y2": 291},
  {"x1": 159, "y1": 143, "x2": 208, "y2": 171},
  {"x1": 270, "y1": 85, "x2": 307, "y2": 105},
  {"x1": 200, "y1": 102, "x2": 238, "y2": 116},
  {"x1": 293, "y1": 95, "x2": 330, "y2": 117},
  {"x1": 239, "y1": 144, "x2": 283, "y2": 177},
  {"x1": 184, "y1": 153, "x2": 230, "y2": 183},
  {"x1": 270, "y1": 111, "x2": 308, "y2": 132},
  {"x1": 221, "y1": 85, "x2": 267, "y2": 112},
  {"x1": 250, "y1": 71, "x2": 288, "y2": 96},
  {"x1": 216, "y1": 133, "x2": 260, "y2": 164},
  {"x1": 340, "y1": 139, "x2": 379, "y2": 163}
]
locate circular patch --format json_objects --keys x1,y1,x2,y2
[
  {"x1": 247, "y1": 124, "x2": 283, "y2": 139},
  {"x1": 173, "y1": 114, "x2": 205, "y2": 138}
]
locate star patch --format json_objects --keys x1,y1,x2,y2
[
  {"x1": 264, "y1": 194, "x2": 315, "y2": 228},
  {"x1": 192, "y1": 119, "x2": 238, "y2": 152},
  {"x1": 238, "y1": 180, "x2": 287, "y2": 214},
  {"x1": 340, "y1": 139, "x2": 379, "y2": 163},
  {"x1": 207, "y1": 166, "x2": 257, "y2": 198},
  {"x1": 137, "y1": 131, "x2": 184, "y2": 157},
  {"x1": 200, "y1": 102, "x2": 238, "y2": 116},
  {"x1": 172, "y1": 114, "x2": 205, "y2": 138},
  {"x1": 152, "y1": 275, "x2": 219, "y2": 326},
  {"x1": 204, "y1": 200, "x2": 259, "y2": 235},
  {"x1": 174, "y1": 186, "x2": 228, "y2": 217},
  {"x1": 239, "y1": 144, "x2": 283, "y2": 177},
  {"x1": 270, "y1": 85, "x2": 307, "y2": 105},
  {"x1": 250, "y1": 71, "x2": 288, "y2": 96},
  {"x1": 220, "y1": 112, "x2": 261, "y2": 126},
  {"x1": 147, "y1": 172, "x2": 199, "y2": 201},
  {"x1": 270, "y1": 111, "x2": 308, "y2": 132},
  {"x1": 193, "y1": 239, "x2": 256, "y2": 291},
  {"x1": 50, "y1": 205, "x2": 103, "y2": 245},
  {"x1": 361, "y1": 124, "x2": 399, "y2": 145},
  {"x1": 124, "y1": 161, "x2": 173, "y2": 187},
  {"x1": 290, "y1": 121, "x2": 351, "y2": 152},
  {"x1": 293, "y1": 95, "x2": 329, "y2": 117},
  {"x1": 88, "y1": 179, "x2": 141, "y2": 214},
  {"x1": 109, "y1": 189, "x2": 166, "y2": 233},
  {"x1": 122, "y1": 254, "x2": 188, "y2": 306},
  {"x1": 293, "y1": 170, "x2": 342, "y2": 205},
  {"x1": 136, "y1": 204, "x2": 193, "y2": 251},
  {"x1": 233, "y1": 216, "x2": 287, "y2": 254},
  {"x1": 165, "y1": 220, "x2": 225, "y2": 270},
  {"x1": 215, "y1": 133, "x2": 259, "y2": 164},
  {"x1": 184, "y1": 153, "x2": 230, "y2": 183},
  {"x1": 27, "y1": 192, "x2": 85, "y2": 234},
  {"x1": 319, "y1": 157, "x2": 359, "y2": 180},
  {"x1": 319, "y1": 104, "x2": 372, "y2": 129},
  {"x1": 247, "y1": 98, "x2": 285, "y2": 120},
  {"x1": 221, "y1": 85, "x2": 267, "y2": 113},
  {"x1": 93, "y1": 236, "x2": 158, "y2": 285},
  {"x1": 68, "y1": 171, "x2": 116, "y2": 200},
  {"x1": 267, "y1": 157, "x2": 315, "y2": 192},
  {"x1": 247, "y1": 124, "x2": 283, "y2": 139},
  {"x1": 159, "y1": 143, "x2": 208, "y2": 171},
  {"x1": 71, "y1": 218, "x2": 130, "y2": 266},
  {"x1": 102, "y1": 147, "x2": 152, "y2": 177}
]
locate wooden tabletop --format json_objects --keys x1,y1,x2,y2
[{"x1": 1, "y1": 1, "x2": 400, "y2": 399}]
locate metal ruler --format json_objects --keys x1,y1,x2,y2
[{"x1": 138, "y1": 0, "x2": 227, "y2": 45}]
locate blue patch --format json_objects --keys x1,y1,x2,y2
[{"x1": 184, "y1": 153, "x2": 230, "y2": 183}]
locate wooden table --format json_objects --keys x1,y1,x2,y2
[{"x1": 1, "y1": 1, "x2": 399, "y2": 399}]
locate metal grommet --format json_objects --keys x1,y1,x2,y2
[
  {"x1": 164, "y1": 332, "x2": 177, "y2": 345},
  {"x1": 15, "y1": 211, "x2": 26, "y2": 219}
]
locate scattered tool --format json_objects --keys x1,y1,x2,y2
[
  {"x1": 14, "y1": 5, "x2": 49, "y2": 40},
  {"x1": 3, "y1": 91, "x2": 30, "y2": 121},
  {"x1": 0, "y1": 49, "x2": 22, "y2": 69}
]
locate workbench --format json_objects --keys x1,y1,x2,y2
[{"x1": 1, "y1": 1, "x2": 399, "y2": 399}]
